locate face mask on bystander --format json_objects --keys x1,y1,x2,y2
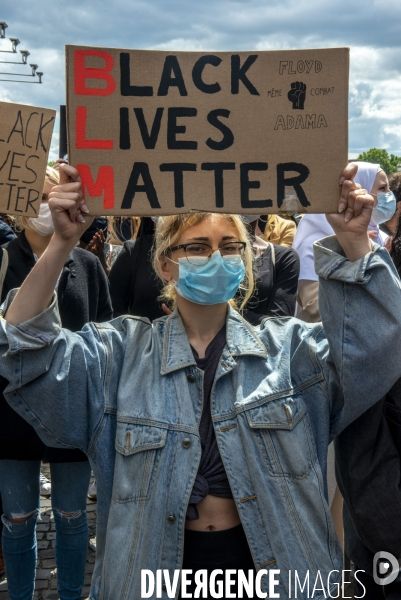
[
  {"x1": 372, "y1": 191, "x2": 397, "y2": 225},
  {"x1": 28, "y1": 203, "x2": 54, "y2": 237}
]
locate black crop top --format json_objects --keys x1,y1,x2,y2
[{"x1": 186, "y1": 325, "x2": 233, "y2": 520}]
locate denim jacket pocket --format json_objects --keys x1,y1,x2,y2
[
  {"x1": 244, "y1": 395, "x2": 317, "y2": 479},
  {"x1": 113, "y1": 422, "x2": 167, "y2": 503}
]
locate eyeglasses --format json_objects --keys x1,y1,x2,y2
[{"x1": 168, "y1": 241, "x2": 246, "y2": 265}]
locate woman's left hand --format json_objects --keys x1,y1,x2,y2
[{"x1": 326, "y1": 163, "x2": 373, "y2": 262}]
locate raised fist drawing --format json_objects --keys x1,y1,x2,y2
[{"x1": 288, "y1": 81, "x2": 306, "y2": 109}]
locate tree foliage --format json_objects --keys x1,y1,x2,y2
[{"x1": 357, "y1": 148, "x2": 401, "y2": 176}]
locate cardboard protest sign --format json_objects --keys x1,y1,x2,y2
[
  {"x1": 0, "y1": 102, "x2": 56, "y2": 216},
  {"x1": 66, "y1": 46, "x2": 349, "y2": 216}
]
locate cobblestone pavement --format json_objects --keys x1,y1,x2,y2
[{"x1": 0, "y1": 464, "x2": 96, "y2": 600}]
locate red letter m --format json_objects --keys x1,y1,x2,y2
[{"x1": 77, "y1": 164, "x2": 115, "y2": 209}]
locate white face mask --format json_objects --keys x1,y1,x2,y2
[
  {"x1": 28, "y1": 202, "x2": 54, "y2": 237},
  {"x1": 371, "y1": 191, "x2": 397, "y2": 225}
]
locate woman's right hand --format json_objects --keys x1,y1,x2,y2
[{"x1": 48, "y1": 164, "x2": 94, "y2": 243}]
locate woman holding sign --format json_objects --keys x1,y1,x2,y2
[
  {"x1": 0, "y1": 167, "x2": 112, "y2": 600},
  {"x1": 0, "y1": 163, "x2": 400, "y2": 599}
]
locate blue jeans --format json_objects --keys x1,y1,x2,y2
[{"x1": 0, "y1": 460, "x2": 91, "y2": 600}]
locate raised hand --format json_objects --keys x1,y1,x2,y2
[
  {"x1": 6, "y1": 166, "x2": 95, "y2": 324},
  {"x1": 326, "y1": 163, "x2": 373, "y2": 262},
  {"x1": 87, "y1": 229, "x2": 109, "y2": 275},
  {"x1": 48, "y1": 164, "x2": 94, "y2": 244}
]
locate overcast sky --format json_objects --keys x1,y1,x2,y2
[{"x1": 1, "y1": 0, "x2": 400, "y2": 161}]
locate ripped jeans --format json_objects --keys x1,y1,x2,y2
[{"x1": 0, "y1": 460, "x2": 91, "y2": 600}]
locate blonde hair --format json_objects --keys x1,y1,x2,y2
[
  {"x1": 107, "y1": 216, "x2": 141, "y2": 245},
  {"x1": 152, "y1": 213, "x2": 255, "y2": 311},
  {"x1": 14, "y1": 166, "x2": 60, "y2": 232}
]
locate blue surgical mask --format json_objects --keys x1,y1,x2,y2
[
  {"x1": 170, "y1": 251, "x2": 245, "y2": 305},
  {"x1": 372, "y1": 191, "x2": 396, "y2": 225}
]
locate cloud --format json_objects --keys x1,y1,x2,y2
[{"x1": 1, "y1": 0, "x2": 401, "y2": 159}]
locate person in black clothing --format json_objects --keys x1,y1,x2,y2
[
  {"x1": 335, "y1": 380, "x2": 401, "y2": 600},
  {"x1": 0, "y1": 167, "x2": 112, "y2": 600},
  {"x1": 109, "y1": 216, "x2": 300, "y2": 324},
  {"x1": 241, "y1": 215, "x2": 300, "y2": 325},
  {"x1": 109, "y1": 217, "x2": 165, "y2": 320}
]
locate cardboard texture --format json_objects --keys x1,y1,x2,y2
[
  {"x1": 0, "y1": 101, "x2": 56, "y2": 216},
  {"x1": 66, "y1": 46, "x2": 349, "y2": 216}
]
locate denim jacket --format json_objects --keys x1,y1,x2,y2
[{"x1": 1, "y1": 236, "x2": 401, "y2": 600}]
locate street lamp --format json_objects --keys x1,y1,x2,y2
[
  {"x1": 0, "y1": 22, "x2": 43, "y2": 83},
  {"x1": 9, "y1": 37, "x2": 19, "y2": 52},
  {"x1": 20, "y1": 50, "x2": 30, "y2": 63}
]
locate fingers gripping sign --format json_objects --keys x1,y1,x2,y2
[
  {"x1": 48, "y1": 164, "x2": 94, "y2": 242},
  {"x1": 326, "y1": 163, "x2": 374, "y2": 261}
]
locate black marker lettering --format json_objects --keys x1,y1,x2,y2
[
  {"x1": 240, "y1": 163, "x2": 272, "y2": 208},
  {"x1": 192, "y1": 55, "x2": 222, "y2": 94},
  {"x1": 295, "y1": 115, "x2": 304, "y2": 129},
  {"x1": 25, "y1": 112, "x2": 39, "y2": 149},
  {"x1": 159, "y1": 163, "x2": 197, "y2": 208},
  {"x1": 276, "y1": 162, "x2": 310, "y2": 208},
  {"x1": 0, "y1": 150, "x2": 11, "y2": 173},
  {"x1": 7, "y1": 111, "x2": 25, "y2": 145},
  {"x1": 120, "y1": 53, "x2": 153, "y2": 96},
  {"x1": 167, "y1": 108, "x2": 197, "y2": 150},
  {"x1": 206, "y1": 109, "x2": 234, "y2": 151},
  {"x1": 119, "y1": 108, "x2": 131, "y2": 150},
  {"x1": 231, "y1": 55, "x2": 259, "y2": 95},
  {"x1": 35, "y1": 113, "x2": 55, "y2": 153},
  {"x1": 23, "y1": 155, "x2": 39, "y2": 185},
  {"x1": 25, "y1": 188, "x2": 39, "y2": 214},
  {"x1": 134, "y1": 108, "x2": 164, "y2": 149},
  {"x1": 158, "y1": 56, "x2": 188, "y2": 96},
  {"x1": 201, "y1": 162, "x2": 236, "y2": 207},
  {"x1": 121, "y1": 162, "x2": 160, "y2": 209},
  {"x1": 15, "y1": 186, "x2": 26, "y2": 212},
  {"x1": 8, "y1": 152, "x2": 25, "y2": 182},
  {"x1": 305, "y1": 60, "x2": 314, "y2": 74},
  {"x1": 279, "y1": 61, "x2": 288, "y2": 75},
  {"x1": 305, "y1": 114, "x2": 316, "y2": 128},
  {"x1": 6, "y1": 183, "x2": 15, "y2": 211}
]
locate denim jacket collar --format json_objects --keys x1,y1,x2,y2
[{"x1": 159, "y1": 304, "x2": 268, "y2": 375}]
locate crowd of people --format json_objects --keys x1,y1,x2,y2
[{"x1": 0, "y1": 159, "x2": 400, "y2": 600}]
